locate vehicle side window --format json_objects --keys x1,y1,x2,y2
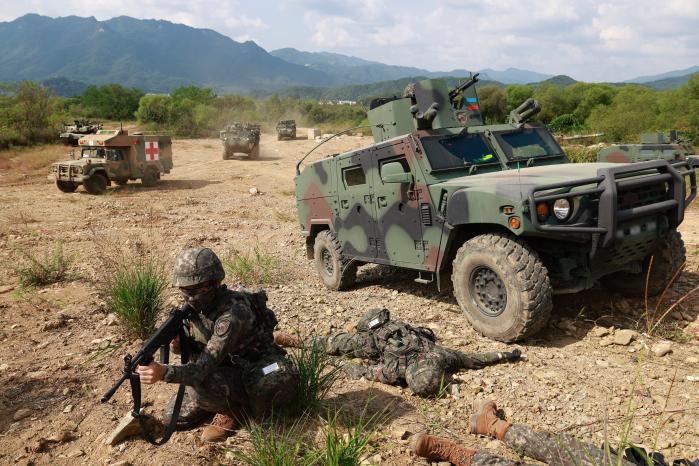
[
  {"x1": 343, "y1": 165, "x2": 366, "y2": 187},
  {"x1": 380, "y1": 157, "x2": 409, "y2": 174},
  {"x1": 107, "y1": 149, "x2": 124, "y2": 161}
]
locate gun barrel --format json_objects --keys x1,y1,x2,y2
[{"x1": 101, "y1": 373, "x2": 129, "y2": 403}]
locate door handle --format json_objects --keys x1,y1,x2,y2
[
  {"x1": 377, "y1": 196, "x2": 388, "y2": 207},
  {"x1": 341, "y1": 199, "x2": 349, "y2": 209}
]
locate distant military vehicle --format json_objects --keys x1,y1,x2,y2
[
  {"x1": 48, "y1": 129, "x2": 173, "y2": 194},
  {"x1": 598, "y1": 131, "x2": 695, "y2": 163},
  {"x1": 295, "y1": 76, "x2": 697, "y2": 342},
  {"x1": 276, "y1": 120, "x2": 297, "y2": 140},
  {"x1": 59, "y1": 119, "x2": 103, "y2": 146},
  {"x1": 220, "y1": 122, "x2": 260, "y2": 159}
]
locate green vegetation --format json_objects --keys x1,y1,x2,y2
[
  {"x1": 1, "y1": 73, "x2": 698, "y2": 148},
  {"x1": 289, "y1": 338, "x2": 343, "y2": 415},
  {"x1": 13, "y1": 243, "x2": 72, "y2": 287},
  {"x1": 222, "y1": 248, "x2": 286, "y2": 286},
  {"x1": 104, "y1": 255, "x2": 168, "y2": 339}
]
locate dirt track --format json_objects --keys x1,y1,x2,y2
[{"x1": 0, "y1": 132, "x2": 698, "y2": 465}]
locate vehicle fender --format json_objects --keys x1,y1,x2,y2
[
  {"x1": 445, "y1": 188, "x2": 519, "y2": 232},
  {"x1": 84, "y1": 166, "x2": 108, "y2": 180}
]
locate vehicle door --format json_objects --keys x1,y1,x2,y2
[
  {"x1": 105, "y1": 148, "x2": 130, "y2": 179},
  {"x1": 370, "y1": 142, "x2": 424, "y2": 265},
  {"x1": 335, "y1": 149, "x2": 377, "y2": 260}
]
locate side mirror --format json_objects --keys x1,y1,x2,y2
[{"x1": 381, "y1": 161, "x2": 413, "y2": 184}]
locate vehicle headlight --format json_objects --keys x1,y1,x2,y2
[
  {"x1": 553, "y1": 198, "x2": 571, "y2": 220},
  {"x1": 71, "y1": 166, "x2": 82, "y2": 174}
]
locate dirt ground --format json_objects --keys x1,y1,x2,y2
[{"x1": 0, "y1": 132, "x2": 698, "y2": 465}]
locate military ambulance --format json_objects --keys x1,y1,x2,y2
[{"x1": 49, "y1": 129, "x2": 173, "y2": 194}]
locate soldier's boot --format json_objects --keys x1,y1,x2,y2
[
  {"x1": 470, "y1": 400, "x2": 511, "y2": 440},
  {"x1": 201, "y1": 413, "x2": 238, "y2": 442},
  {"x1": 412, "y1": 433, "x2": 477, "y2": 466},
  {"x1": 273, "y1": 331, "x2": 303, "y2": 348}
]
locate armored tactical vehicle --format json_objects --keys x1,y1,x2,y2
[
  {"x1": 598, "y1": 131, "x2": 695, "y2": 163},
  {"x1": 59, "y1": 119, "x2": 103, "y2": 146},
  {"x1": 295, "y1": 77, "x2": 697, "y2": 342},
  {"x1": 276, "y1": 120, "x2": 297, "y2": 140},
  {"x1": 220, "y1": 122, "x2": 260, "y2": 159},
  {"x1": 49, "y1": 129, "x2": 173, "y2": 194}
]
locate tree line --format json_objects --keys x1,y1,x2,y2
[{"x1": 0, "y1": 75, "x2": 697, "y2": 150}]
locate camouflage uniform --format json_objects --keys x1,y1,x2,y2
[
  {"x1": 164, "y1": 248, "x2": 298, "y2": 426},
  {"x1": 313, "y1": 309, "x2": 519, "y2": 396}
]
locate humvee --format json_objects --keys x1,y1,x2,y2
[
  {"x1": 220, "y1": 122, "x2": 261, "y2": 159},
  {"x1": 598, "y1": 131, "x2": 695, "y2": 163},
  {"x1": 49, "y1": 129, "x2": 173, "y2": 194},
  {"x1": 295, "y1": 77, "x2": 697, "y2": 342},
  {"x1": 59, "y1": 119, "x2": 102, "y2": 146},
  {"x1": 276, "y1": 120, "x2": 297, "y2": 140}
]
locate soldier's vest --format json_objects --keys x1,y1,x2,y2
[
  {"x1": 188, "y1": 288, "x2": 278, "y2": 361},
  {"x1": 371, "y1": 320, "x2": 437, "y2": 367}
]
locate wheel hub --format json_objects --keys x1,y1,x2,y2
[
  {"x1": 321, "y1": 248, "x2": 334, "y2": 276},
  {"x1": 469, "y1": 266, "x2": 507, "y2": 317}
]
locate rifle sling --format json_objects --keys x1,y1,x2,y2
[{"x1": 130, "y1": 326, "x2": 191, "y2": 446}]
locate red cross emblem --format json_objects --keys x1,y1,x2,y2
[{"x1": 145, "y1": 141, "x2": 159, "y2": 161}]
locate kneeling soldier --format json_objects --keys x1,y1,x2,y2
[
  {"x1": 135, "y1": 247, "x2": 298, "y2": 442},
  {"x1": 274, "y1": 308, "x2": 520, "y2": 397}
]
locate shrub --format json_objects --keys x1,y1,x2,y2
[
  {"x1": 105, "y1": 255, "x2": 168, "y2": 339},
  {"x1": 289, "y1": 338, "x2": 343, "y2": 416},
  {"x1": 14, "y1": 243, "x2": 72, "y2": 287},
  {"x1": 563, "y1": 144, "x2": 598, "y2": 163},
  {"x1": 222, "y1": 248, "x2": 284, "y2": 286},
  {"x1": 319, "y1": 410, "x2": 380, "y2": 466},
  {"x1": 232, "y1": 418, "x2": 317, "y2": 466}
]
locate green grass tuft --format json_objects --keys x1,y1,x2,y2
[
  {"x1": 14, "y1": 243, "x2": 72, "y2": 287},
  {"x1": 289, "y1": 337, "x2": 343, "y2": 416},
  {"x1": 104, "y1": 255, "x2": 168, "y2": 339},
  {"x1": 223, "y1": 247, "x2": 285, "y2": 286},
  {"x1": 319, "y1": 409, "x2": 381, "y2": 466}
]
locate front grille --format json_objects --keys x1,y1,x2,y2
[
  {"x1": 618, "y1": 182, "x2": 668, "y2": 210},
  {"x1": 59, "y1": 165, "x2": 69, "y2": 176}
]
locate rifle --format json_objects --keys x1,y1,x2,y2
[
  {"x1": 101, "y1": 303, "x2": 194, "y2": 445},
  {"x1": 448, "y1": 73, "x2": 480, "y2": 102}
]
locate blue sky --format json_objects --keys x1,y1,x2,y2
[{"x1": 1, "y1": 0, "x2": 697, "y2": 81}]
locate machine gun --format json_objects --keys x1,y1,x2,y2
[
  {"x1": 101, "y1": 303, "x2": 194, "y2": 445},
  {"x1": 448, "y1": 73, "x2": 480, "y2": 102}
]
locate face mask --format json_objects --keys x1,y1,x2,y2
[{"x1": 181, "y1": 285, "x2": 217, "y2": 313}]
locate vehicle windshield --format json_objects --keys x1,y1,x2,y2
[
  {"x1": 494, "y1": 127, "x2": 564, "y2": 159},
  {"x1": 81, "y1": 147, "x2": 107, "y2": 158},
  {"x1": 422, "y1": 133, "x2": 498, "y2": 171}
]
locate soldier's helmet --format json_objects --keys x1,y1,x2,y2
[
  {"x1": 173, "y1": 247, "x2": 225, "y2": 287},
  {"x1": 405, "y1": 358, "x2": 442, "y2": 396},
  {"x1": 356, "y1": 308, "x2": 390, "y2": 332}
]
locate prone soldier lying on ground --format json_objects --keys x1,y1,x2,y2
[
  {"x1": 413, "y1": 399, "x2": 698, "y2": 466},
  {"x1": 274, "y1": 308, "x2": 521, "y2": 396},
  {"x1": 134, "y1": 247, "x2": 298, "y2": 443}
]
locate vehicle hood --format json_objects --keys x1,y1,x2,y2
[
  {"x1": 53, "y1": 158, "x2": 104, "y2": 167},
  {"x1": 435, "y1": 163, "x2": 618, "y2": 199}
]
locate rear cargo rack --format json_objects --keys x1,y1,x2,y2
[{"x1": 528, "y1": 159, "x2": 697, "y2": 247}]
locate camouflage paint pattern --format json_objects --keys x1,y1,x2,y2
[
  {"x1": 48, "y1": 129, "x2": 173, "y2": 187},
  {"x1": 598, "y1": 131, "x2": 695, "y2": 163},
  {"x1": 295, "y1": 78, "x2": 697, "y2": 293},
  {"x1": 276, "y1": 119, "x2": 296, "y2": 139},
  {"x1": 220, "y1": 123, "x2": 261, "y2": 157}
]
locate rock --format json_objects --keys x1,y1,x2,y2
[
  {"x1": 613, "y1": 329, "x2": 636, "y2": 346},
  {"x1": 104, "y1": 314, "x2": 119, "y2": 326},
  {"x1": 105, "y1": 410, "x2": 158, "y2": 446},
  {"x1": 686, "y1": 375, "x2": 699, "y2": 382},
  {"x1": 651, "y1": 342, "x2": 673, "y2": 357},
  {"x1": 66, "y1": 448, "x2": 84, "y2": 458},
  {"x1": 27, "y1": 370, "x2": 47, "y2": 379},
  {"x1": 589, "y1": 327, "x2": 610, "y2": 338},
  {"x1": 595, "y1": 359, "x2": 609, "y2": 367},
  {"x1": 392, "y1": 428, "x2": 412, "y2": 440},
  {"x1": 249, "y1": 187, "x2": 259, "y2": 195},
  {"x1": 13, "y1": 409, "x2": 31, "y2": 421},
  {"x1": 599, "y1": 338, "x2": 613, "y2": 347},
  {"x1": 109, "y1": 462, "x2": 132, "y2": 466},
  {"x1": 62, "y1": 388, "x2": 70, "y2": 395},
  {"x1": 686, "y1": 356, "x2": 699, "y2": 364},
  {"x1": 63, "y1": 404, "x2": 73, "y2": 413},
  {"x1": 0, "y1": 363, "x2": 8, "y2": 371},
  {"x1": 361, "y1": 453, "x2": 383, "y2": 465},
  {"x1": 48, "y1": 430, "x2": 77, "y2": 443}
]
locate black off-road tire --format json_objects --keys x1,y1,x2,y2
[
  {"x1": 313, "y1": 230, "x2": 357, "y2": 291},
  {"x1": 56, "y1": 180, "x2": 78, "y2": 193},
  {"x1": 250, "y1": 144, "x2": 260, "y2": 159},
  {"x1": 277, "y1": 133, "x2": 282, "y2": 141},
  {"x1": 452, "y1": 233, "x2": 552, "y2": 342},
  {"x1": 83, "y1": 173, "x2": 107, "y2": 195},
  {"x1": 602, "y1": 231, "x2": 686, "y2": 297},
  {"x1": 141, "y1": 168, "x2": 159, "y2": 187}
]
